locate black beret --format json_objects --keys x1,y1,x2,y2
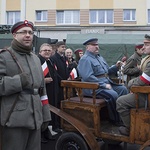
[
  {"x1": 83, "y1": 38, "x2": 98, "y2": 45},
  {"x1": 11, "y1": 20, "x2": 34, "y2": 33}
]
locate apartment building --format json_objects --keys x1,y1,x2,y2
[{"x1": 0, "y1": 0, "x2": 150, "y2": 40}]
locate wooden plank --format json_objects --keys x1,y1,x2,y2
[
  {"x1": 130, "y1": 109, "x2": 136, "y2": 143},
  {"x1": 131, "y1": 86, "x2": 150, "y2": 109},
  {"x1": 134, "y1": 109, "x2": 150, "y2": 142},
  {"x1": 61, "y1": 80, "x2": 99, "y2": 89},
  {"x1": 131, "y1": 86, "x2": 150, "y2": 93}
]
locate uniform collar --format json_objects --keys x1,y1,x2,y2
[{"x1": 85, "y1": 50, "x2": 99, "y2": 58}]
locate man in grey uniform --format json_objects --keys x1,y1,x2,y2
[
  {"x1": 77, "y1": 38, "x2": 128, "y2": 125},
  {"x1": 0, "y1": 20, "x2": 51, "y2": 150},
  {"x1": 116, "y1": 34, "x2": 150, "y2": 136}
]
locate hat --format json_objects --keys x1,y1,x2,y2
[
  {"x1": 11, "y1": 20, "x2": 34, "y2": 33},
  {"x1": 74, "y1": 49, "x2": 83, "y2": 54},
  {"x1": 83, "y1": 38, "x2": 98, "y2": 45},
  {"x1": 144, "y1": 34, "x2": 150, "y2": 43},
  {"x1": 135, "y1": 44, "x2": 144, "y2": 49},
  {"x1": 56, "y1": 41, "x2": 65, "y2": 47}
]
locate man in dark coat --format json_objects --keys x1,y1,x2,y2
[{"x1": 51, "y1": 41, "x2": 70, "y2": 131}]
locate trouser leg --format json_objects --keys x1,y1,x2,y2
[
  {"x1": 116, "y1": 93, "x2": 146, "y2": 128},
  {"x1": 105, "y1": 98, "x2": 120, "y2": 122},
  {"x1": 2, "y1": 127, "x2": 41, "y2": 150},
  {"x1": 98, "y1": 89, "x2": 120, "y2": 122},
  {"x1": 26, "y1": 129, "x2": 41, "y2": 150},
  {"x1": 116, "y1": 93, "x2": 136, "y2": 128}
]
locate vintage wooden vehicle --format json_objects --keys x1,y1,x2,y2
[{"x1": 49, "y1": 80, "x2": 150, "y2": 150}]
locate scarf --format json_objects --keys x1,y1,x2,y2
[{"x1": 11, "y1": 39, "x2": 32, "y2": 54}]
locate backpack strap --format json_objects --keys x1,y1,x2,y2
[
  {"x1": 0, "y1": 48, "x2": 24, "y2": 73},
  {"x1": 0, "y1": 48, "x2": 24, "y2": 126}
]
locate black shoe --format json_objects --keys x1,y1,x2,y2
[
  {"x1": 45, "y1": 134, "x2": 56, "y2": 141},
  {"x1": 119, "y1": 126, "x2": 129, "y2": 136},
  {"x1": 41, "y1": 137, "x2": 48, "y2": 143},
  {"x1": 53, "y1": 128, "x2": 63, "y2": 133},
  {"x1": 43, "y1": 129, "x2": 56, "y2": 141}
]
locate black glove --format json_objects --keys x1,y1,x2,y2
[
  {"x1": 41, "y1": 121, "x2": 49, "y2": 132},
  {"x1": 19, "y1": 72, "x2": 30, "y2": 88}
]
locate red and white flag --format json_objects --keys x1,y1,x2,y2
[
  {"x1": 42, "y1": 61, "x2": 49, "y2": 77},
  {"x1": 40, "y1": 95, "x2": 49, "y2": 105},
  {"x1": 70, "y1": 68, "x2": 78, "y2": 79},
  {"x1": 40, "y1": 59, "x2": 49, "y2": 105}
]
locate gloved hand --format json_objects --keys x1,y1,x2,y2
[
  {"x1": 41, "y1": 121, "x2": 49, "y2": 132},
  {"x1": 19, "y1": 72, "x2": 30, "y2": 88}
]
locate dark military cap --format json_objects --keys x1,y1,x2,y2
[
  {"x1": 83, "y1": 38, "x2": 98, "y2": 45},
  {"x1": 144, "y1": 34, "x2": 150, "y2": 43},
  {"x1": 11, "y1": 20, "x2": 34, "y2": 34},
  {"x1": 74, "y1": 48, "x2": 83, "y2": 54}
]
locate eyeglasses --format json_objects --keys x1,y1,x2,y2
[
  {"x1": 16, "y1": 31, "x2": 34, "y2": 35},
  {"x1": 41, "y1": 50, "x2": 51, "y2": 52}
]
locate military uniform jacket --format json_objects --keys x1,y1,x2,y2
[
  {"x1": 128, "y1": 55, "x2": 150, "y2": 89},
  {"x1": 123, "y1": 51, "x2": 142, "y2": 79},
  {"x1": 0, "y1": 48, "x2": 51, "y2": 129},
  {"x1": 77, "y1": 51, "x2": 119, "y2": 96}
]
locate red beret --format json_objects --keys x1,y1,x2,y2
[
  {"x1": 11, "y1": 20, "x2": 34, "y2": 33},
  {"x1": 135, "y1": 44, "x2": 144, "y2": 49},
  {"x1": 74, "y1": 49, "x2": 83, "y2": 54}
]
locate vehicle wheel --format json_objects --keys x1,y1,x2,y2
[
  {"x1": 103, "y1": 139, "x2": 122, "y2": 145},
  {"x1": 55, "y1": 132, "x2": 88, "y2": 150}
]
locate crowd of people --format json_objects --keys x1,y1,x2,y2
[{"x1": 0, "y1": 20, "x2": 149, "y2": 149}]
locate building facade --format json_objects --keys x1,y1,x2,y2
[{"x1": 0, "y1": 0, "x2": 150, "y2": 40}]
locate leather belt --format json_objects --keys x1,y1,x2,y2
[
  {"x1": 96, "y1": 74, "x2": 108, "y2": 78},
  {"x1": 21, "y1": 89, "x2": 39, "y2": 95}
]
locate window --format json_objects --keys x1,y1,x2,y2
[
  {"x1": 36, "y1": 10, "x2": 47, "y2": 21},
  {"x1": 90, "y1": 10, "x2": 113, "y2": 24},
  {"x1": 57, "y1": 10, "x2": 79, "y2": 24},
  {"x1": 148, "y1": 9, "x2": 150, "y2": 24},
  {"x1": 123, "y1": 9, "x2": 136, "y2": 21},
  {"x1": 7, "y1": 11, "x2": 20, "y2": 25}
]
